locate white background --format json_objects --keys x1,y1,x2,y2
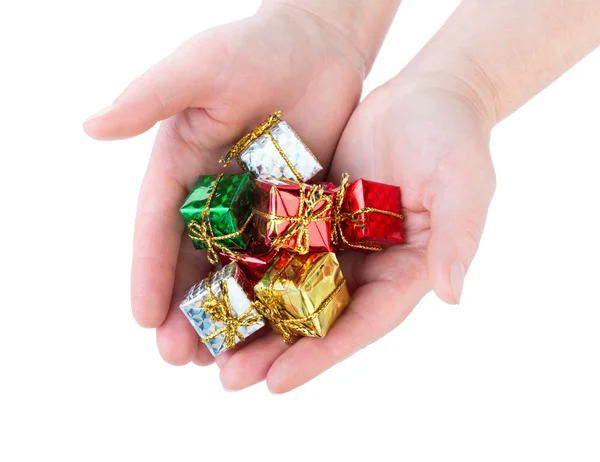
[{"x1": 1, "y1": 1, "x2": 599, "y2": 460}]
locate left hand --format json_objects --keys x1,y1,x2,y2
[{"x1": 83, "y1": 6, "x2": 365, "y2": 369}]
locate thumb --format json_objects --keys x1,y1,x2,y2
[
  {"x1": 83, "y1": 34, "x2": 221, "y2": 140},
  {"x1": 427, "y1": 151, "x2": 495, "y2": 304}
]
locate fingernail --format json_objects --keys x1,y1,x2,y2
[
  {"x1": 84, "y1": 105, "x2": 113, "y2": 124},
  {"x1": 450, "y1": 261, "x2": 465, "y2": 304}
]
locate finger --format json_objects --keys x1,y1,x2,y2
[
  {"x1": 83, "y1": 33, "x2": 221, "y2": 140},
  {"x1": 210, "y1": 321, "x2": 272, "y2": 369},
  {"x1": 197, "y1": 323, "x2": 269, "y2": 370},
  {"x1": 192, "y1": 338, "x2": 216, "y2": 367},
  {"x1": 266, "y1": 247, "x2": 430, "y2": 393},
  {"x1": 219, "y1": 332, "x2": 290, "y2": 391},
  {"x1": 156, "y1": 309, "x2": 198, "y2": 366},
  {"x1": 130, "y1": 125, "x2": 194, "y2": 328},
  {"x1": 214, "y1": 349, "x2": 235, "y2": 369},
  {"x1": 427, "y1": 148, "x2": 495, "y2": 304},
  {"x1": 156, "y1": 237, "x2": 210, "y2": 365},
  {"x1": 130, "y1": 170, "x2": 185, "y2": 328}
]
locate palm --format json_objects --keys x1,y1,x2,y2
[
  {"x1": 330, "y1": 80, "x2": 496, "y2": 302},
  {"x1": 333, "y1": 82, "x2": 495, "y2": 256}
]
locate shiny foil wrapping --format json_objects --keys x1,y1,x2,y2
[
  {"x1": 236, "y1": 121, "x2": 322, "y2": 184},
  {"x1": 253, "y1": 181, "x2": 335, "y2": 253},
  {"x1": 179, "y1": 262, "x2": 265, "y2": 357},
  {"x1": 218, "y1": 246, "x2": 279, "y2": 285},
  {"x1": 340, "y1": 178, "x2": 404, "y2": 249},
  {"x1": 254, "y1": 252, "x2": 350, "y2": 339},
  {"x1": 179, "y1": 173, "x2": 254, "y2": 250}
]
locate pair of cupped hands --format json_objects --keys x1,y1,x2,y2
[{"x1": 84, "y1": 7, "x2": 495, "y2": 392}]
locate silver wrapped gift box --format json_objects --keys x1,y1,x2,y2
[
  {"x1": 221, "y1": 112, "x2": 322, "y2": 184},
  {"x1": 179, "y1": 262, "x2": 265, "y2": 357}
]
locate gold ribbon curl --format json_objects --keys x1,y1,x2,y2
[
  {"x1": 252, "y1": 184, "x2": 333, "y2": 255},
  {"x1": 331, "y1": 173, "x2": 405, "y2": 252},
  {"x1": 187, "y1": 173, "x2": 252, "y2": 265},
  {"x1": 201, "y1": 273, "x2": 263, "y2": 350},
  {"x1": 219, "y1": 111, "x2": 305, "y2": 183},
  {"x1": 253, "y1": 257, "x2": 347, "y2": 344}
]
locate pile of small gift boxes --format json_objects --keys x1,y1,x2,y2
[{"x1": 178, "y1": 112, "x2": 405, "y2": 357}]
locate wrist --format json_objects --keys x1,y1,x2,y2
[
  {"x1": 394, "y1": 0, "x2": 600, "y2": 127},
  {"x1": 260, "y1": 0, "x2": 400, "y2": 75},
  {"x1": 392, "y1": 55, "x2": 501, "y2": 131}
]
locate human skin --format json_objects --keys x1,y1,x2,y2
[{"x1": 84, "y1": 0, "x2": 600, "y2": 392}]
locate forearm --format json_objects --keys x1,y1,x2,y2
[
  {"x1": 402, "y1": 0, "x2": 600, "y2": 125},
  {"x1": 261, "y1": 0, "x2": 402, "y2": 73}
]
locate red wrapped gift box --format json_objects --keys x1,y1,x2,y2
[
  {"x1": 253, "y1": 181, "x2": 335, "y2": 254},
  {"x1": 218, "y1": 245, "x2": 279, "y2": 285},
  {"x1": 336, "y1": 176, "x2": 404, "y2": 250}
]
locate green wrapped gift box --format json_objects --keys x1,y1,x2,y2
[{"x1": 180, "y1": 173, "x2": 254, "y2": 254}]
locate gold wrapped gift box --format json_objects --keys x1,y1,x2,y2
[{"x1": 254, "y1": 251, "x2": 351, "y2": 343}]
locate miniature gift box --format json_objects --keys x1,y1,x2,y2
[
  {"x1": 179, "y1": 262, "x2": 265, "y2": 357},
  {"x1": 218, "y1": 244, "x2": 279, "y2": 285},
  {"x1": 254, "y1": 251, "x2": 350, "y2": 343},
  {"x1": 180, "y1": 173, "x2": 254, "y2": 261},
  {"x1": 220, "y1": 111, "x2": 322, "y2": 184},
  {"x1": 253, "y1": 181, "x2": 335, "y2": 254},
  {"x1": 333, "y1": 174, "x2": 404, "y2": 251}
]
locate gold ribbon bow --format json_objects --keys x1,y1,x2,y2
[
  {"x1": 219, "y1": 111, "x2": 305, "y2": 183},
  {"x1": 187, "y1": 173, "x2": 252, "y2": 265},
  {"x1": 201, "y1": 273, "x2": 263, "y2": 350},
  {"x1": 253, "y1": 184, "x2": 333, "y2": 255},
  {"x1": 331, "y1": 173, "x2": 404, "y2": 252},
  {"x1": 253, "y1": 256, "x2": 347, "y2": 344}
]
